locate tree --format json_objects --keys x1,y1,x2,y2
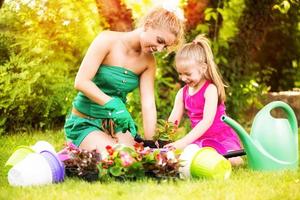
[
  {"x1": 0, "y1": 0, "x2": 4, "y2": 9},
  {"x1": 184, "y1": 0, "x2": 209, "y2": 31},
  {"x1": 95, "y1": 0, "x2": 134, "y2": 31}
]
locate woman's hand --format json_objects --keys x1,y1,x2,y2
[{"x1": 103, "y1": 98, "x2": 137, "y2": 136}]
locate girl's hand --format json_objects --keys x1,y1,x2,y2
[{"x1": 164, "y1": 140, "x2": 187, "y2": 150}]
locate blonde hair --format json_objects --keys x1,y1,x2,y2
[
  {"x1": 139, "y1": 7, "x2": 185, "y2": 50},
  {"x1": 175, "y1": 34, "x2": 226, "y2": 103}
]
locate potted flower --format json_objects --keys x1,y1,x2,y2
[
  {"x1": 98, "y1": 143, "x2": 181, "y2": 180},
  {"x1": 60, "y1": 142, "x2": 101, "y2": 182},
  {"x1": 135, "y1": 119, "x2": 179, "y2": 148},
  {"x1": 153, "y1": 119, "x2": 179, "y2": 145}
]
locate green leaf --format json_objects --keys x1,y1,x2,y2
[
  {"x1": 109, "y1": 166, "x2": 122, "y2": 177},
  {"x1": 273, "y1": 1, "x2": 290, "y2": 14}
]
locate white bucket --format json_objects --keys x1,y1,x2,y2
[
  {"x1": 31, "y1": 141, "x2": 56, "y2": 154},
  {"x1": 8, "y1": 153, "x2": 53, "y2": 186}
]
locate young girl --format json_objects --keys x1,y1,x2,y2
[
  {"x1": 164, "y1": 35, "x2": 243, "y2": 165},
  {"x1": 64, "y1": 7, "x2": 184, "y2": 152}
]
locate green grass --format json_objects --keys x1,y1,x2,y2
[{"x1": 1, "y1": 130, "x2": 300, "y2": 200}]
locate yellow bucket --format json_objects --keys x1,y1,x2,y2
[
  {"x1": 5, "y1": 146, "x2": 34, "y2": 167},
  {"x1": 190, "y1": 147, "x2": 231, "y2": 179}
]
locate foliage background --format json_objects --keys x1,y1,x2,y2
[{"x1": 0, "y1": 0, "x2": 299, "y2": 135}]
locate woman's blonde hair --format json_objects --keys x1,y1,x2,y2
[
  {"x1": 139, "y1": 7, "x2": 185, "y2": 50},
  {"x1": 175, "y1": 34, "x2": 226, "y2": 103}
]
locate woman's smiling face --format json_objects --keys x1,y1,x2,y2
[{"x1": 140, "y1": 27, "x2": 176, "y2": 54}]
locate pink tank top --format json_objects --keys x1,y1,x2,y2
[
  {"x1": 183, "y1": 81, "x2": 226, "y2": 130},
  {"x1": 183, "y1": 81, "x2": 242, "y2": 152}
]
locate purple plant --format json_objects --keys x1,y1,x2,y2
[{"x1": 62, "y1": 142, "x2": 101, "y2": 182}]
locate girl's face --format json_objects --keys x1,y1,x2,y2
[
  {"x1": 140, "y1": 27, "x2": 176, "y2": 54},
  {"x1": 176, "y1": 60, "x2": 206, "y2": 88}
]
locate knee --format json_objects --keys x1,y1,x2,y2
[{"x1": 79, "y1": 131, "x2": 116, "y2": 152}]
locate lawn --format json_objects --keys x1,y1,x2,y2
[{"x1": 0, "y1": 130, "x2": 300, "y2": 200}]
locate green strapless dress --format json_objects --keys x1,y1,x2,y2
[{"x1": 64, "y1": 65, "x2": 139, "y2": 146}]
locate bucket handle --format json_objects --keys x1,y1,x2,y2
[{"x1": 264, "y1": 101, "x2": 298, "y2": 135}]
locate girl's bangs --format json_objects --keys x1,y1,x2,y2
[{"x1": 175, "y1": 57, "x2": 196, "y2": 69}]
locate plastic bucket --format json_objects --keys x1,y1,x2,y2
[
  {"x1": 8, "y1": 153, "x2": 53, "y2": 186},
  {"x1": 31, "y1": 141, "x2": 56, "y2": 154},
  {"x1": 190, "y1": 147, "x2": 231, "y2": 179},
  {"x1": 5, "y1": 146, "x2": 35, "y2": 167},
  {"x1": 40, "y1": 150, "x2": 65, "y2": 183},
  {"x1": 178, "y1": 144, "x2": 201, "y2": 178},
  {"x1": 195, "y1": 138, "x2": 227, "y2": 155}
]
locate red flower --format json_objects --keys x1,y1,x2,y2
[
  {"x1": 134, "y1": 142, "x2": 144, "y2": 152},
  {"x1": 105, "y1": 145, "x2": 114, "y2": 155},
  {"x1": 174, "y1": 120, "x2": 179, "y2": 126},
  {"x1": 155, "y1": 154, "x2": 163, "y2": 166}
]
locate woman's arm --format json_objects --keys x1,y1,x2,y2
[
  {"x1": 165, "y1": 84, "x2": 219, "y2": 149},
  {"x1": 74, "y1": 31, "x2": 112, "y2": 105},
  {"x1": 139, "y1": 58, "x2": 156, "y2": 139},
  {"x1": 168, "y1": 88, "x2": 185, "y2": 125}
]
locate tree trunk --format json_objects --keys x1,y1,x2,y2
[
  {"x1": 223, "y1": 0, "x2": 275, "y2": 81},
  {"x1": 95, "y1": 0, "x2": 134, "y2": 31},
  {"x1": 0, "y1": 0, "x2": 4, "y2": 9}
]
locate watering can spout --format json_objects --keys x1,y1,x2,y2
[{"x1": 221, "y1": 115, "x2": 257, "y2": 152}]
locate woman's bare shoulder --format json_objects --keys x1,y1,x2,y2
[{"x1": 94, "y1": 31, "x2": 123, "y2": 44}]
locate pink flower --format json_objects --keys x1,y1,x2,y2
[
  {"x1": 120, "y1": 151, "x2": 135, "y2": 167},
  {"x1": 139, "y1": 147, "x2": 151, "y2": 155},
  {"x1": 67, "y1": 141, "x2": 78, "y2": 150}
]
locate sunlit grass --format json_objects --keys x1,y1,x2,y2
[{"x1": 1, "y1": 130, "x2": 300, "y2": 200}]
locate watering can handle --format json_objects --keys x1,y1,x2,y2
[{"x1": 265, "y1": 101, "x2": 298, "y2": 135}]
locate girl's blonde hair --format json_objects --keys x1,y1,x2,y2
[
  {"x1": 139, "y1": 7, "x2": 185, "y2": 50},
  {"x1": 175, "y1": 34, "x2": 226, "y2": 103}
]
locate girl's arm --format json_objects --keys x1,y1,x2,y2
[
  {"x1": 139, "y1": 58, "x2": 157, "y2": 139},
  {"x1": 74, "y1": 31, "x2": 112, "y2": 105},
  {"x1": 165, "y1": 84, "x2": 218, "y2": 149},
  {"x1": 168, "y1": 88, "x2": 185, "y2": 125}
]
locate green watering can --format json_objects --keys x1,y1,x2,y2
[{"x1": 222, "y1": 101, "x2": 298, "y2": 171}]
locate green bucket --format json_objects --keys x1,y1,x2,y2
[
  {"x1": 5, "y1": 146, "x2": 35, "y2": 167},
  {"x1": 190, "y1": 147, "x2": 231, "y2": 179}
]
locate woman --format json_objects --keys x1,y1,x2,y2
[{"x1": 64, "y1": 7, "x2": 184, "y2": 152}]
